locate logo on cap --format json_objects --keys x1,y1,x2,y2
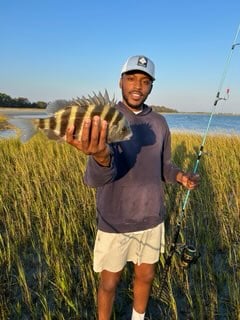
[{"x1": 137, "y1": 56, "x2": 148, "y2": 68}]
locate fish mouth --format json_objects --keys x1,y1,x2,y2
[{"x1": 125, "y1": 132, "x2": 133, "y2": 140}]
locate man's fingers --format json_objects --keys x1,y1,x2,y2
[
  {"x1": 88, "y1": 116, "x2": 101, "y2": 147},
  {"x1": 66, "y1": 117, "x2": 109, "y2": 156},
  {"x1": 66, "y1": 125, "x2": 75, "y2": 143},
  {"x1": 181, "y1": 173, "x2": 200, "y2": 190},
  {"x1": 80, "y1": 118, "x2": 92, "y2": 149},
  {"x1": 98, "y1": 120, "x2": 108, "y2": 149},
  {"x1": 85, "y1": 116, "x2": 108, "y2": 151},
  {"x1": 66, "y1": 125, "x2": 82, "y2": 150}
]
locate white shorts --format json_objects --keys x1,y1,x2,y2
[{"x1": 93, "y1": 223, "x2": 165, "y2": 273}]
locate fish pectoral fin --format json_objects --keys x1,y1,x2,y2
[{"x1": 42, "y1": 129, "x2": 62, "y2": 141}]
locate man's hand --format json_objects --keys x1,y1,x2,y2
[
  {"x1": 66, "y1": 116, "x2": 111, "y2": 167},
  {"x1": 176, "y1": 172, "x2": 200, "y2": 190}
]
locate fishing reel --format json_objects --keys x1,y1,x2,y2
[{"x1": 176, "y1": 244, "x2": 201, "y2": 269}]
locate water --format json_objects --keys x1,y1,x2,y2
[
  {"x1": 0, "y1": 110, "x2": 240, "y2": 139},
  {"x1": 163, "y1": 113, "x2": 240, "y2": 135},
  {"x1": 0, "y1": 108, "x2": 48, "y2": 139},
  {"x1": 0, "y1": 129, "x2": 16, "y2": 138}
]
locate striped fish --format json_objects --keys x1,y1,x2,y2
[{"x1": 9, "y1": 91, "x2": 132, "y2": 143}]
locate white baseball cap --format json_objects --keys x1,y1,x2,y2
[{"x1": 121, "y1": 55, "x2": 155, "y2": 80}]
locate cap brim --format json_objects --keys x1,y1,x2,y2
[{"x1": 122, "y1": 69, "x2": 155, "y2": 81}]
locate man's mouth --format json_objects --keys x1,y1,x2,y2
[{"x1": 130, "y1": 91, "x2": 143, "y2": 99}]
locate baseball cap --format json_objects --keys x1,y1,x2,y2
[{"x1": 121, "y1": 55, "x2": 155, "y2": 80}]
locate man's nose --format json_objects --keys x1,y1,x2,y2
[{"x1": 133, "y1": 79, "x2": 142, "y2": 89}]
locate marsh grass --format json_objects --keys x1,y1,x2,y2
[
  {"x1": 0, "y1": 132, "x2": 239, "y2": 319},
  {"x1": 0, "y1": 115, "x2": 11, "y2": 130}
]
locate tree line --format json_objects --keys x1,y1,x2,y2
[
  {"x1": 0, "y1": 92, "x2": 47, "y2": 109},
  {"x1": 151, "y1": 105, "x2": 178, "y2": 113},
  {"x1": 0, "y1": 92, "x2": 178, "y2": 113}
]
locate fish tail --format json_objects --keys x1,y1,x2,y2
[{"x1": 8, "y1": 118, "x2": 38, "y2": 142}]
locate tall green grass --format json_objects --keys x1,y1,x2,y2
[{"x1": 0, "y1": 132, "x2": 239, "y2": 319}]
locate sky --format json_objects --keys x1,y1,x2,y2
[{"x1": 1, "y1": 0, "x2": 240, "y2": 113}]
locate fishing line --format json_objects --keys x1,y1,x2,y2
[{"x1": 158, "y1": 23, "x2": 240, "y2": 301}]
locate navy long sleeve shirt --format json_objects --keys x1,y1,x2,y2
[{"x1": 84, "y1": 102, "x2": 180, "y2": 233}]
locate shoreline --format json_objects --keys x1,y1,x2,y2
[
  {"x1": 160, "y1": 112, "x2": 240, "y2": 116},
  {"x1": 1, "y1": 111, "x2": 239, "y2": 137},
  {"x1": 1, "y1": 107, "x2": 239, "y2": 117}
]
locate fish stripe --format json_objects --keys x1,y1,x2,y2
[
  {"x1": 44, "y1": 118, "x2": 50, "y2": 130},
  {"x1": 102, "y1": 104, "x2": 115, "y2": 123},
  {"x1": 67, "y1": 106, "x2": 80, "y2": 138},
  {"x1": 68, "y1": 106, "x2": 79, "y2": 127},
  {"x1": 76, "y1": 104, "x2": 96, "y2": 139},
  {"x1": 113, "y1": 112, "x2": 123, "y2": 125},
  {"x1": 108, "y1": 109, "x2": 122, "y2": 127},
  {"x1": 98, "y1": 103, "x2": 111, "y2": 120},
  {"x1": 85, "y1": 103, "x2": 96, "y2": 118},
  {"x1": 39, "y1": 119, "x2": 45, "y2": 129},
  {"x1": 89, "y1": 105, "x2": 102, "y2": 119},
  {"x1": 50, "y1": 116, "x2": 57, "y2": 130},
  {"x1": 60, "y1": 108, "x2": 72, "y2": 137},
  {"x1": 74, "y1": 106, "x2": 85, "y2": 139},
  {"x1": 54, "y1": 110, "x2": 64, "y2": 135}
]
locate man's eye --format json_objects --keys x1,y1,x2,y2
[{"x1": 143, "y1": 79, "x2": 151, "y2": 86}]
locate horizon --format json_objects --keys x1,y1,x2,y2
[
  {"x1": 1, "y1": 1, "x2": 240, "y2": 114},
  {"x1": 1, "y1": 97, "x2": 239, "y2": 115}
]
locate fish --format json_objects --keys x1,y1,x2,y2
[{"x1": 7, "y1": 91, "x2": 132, "y2": 143}]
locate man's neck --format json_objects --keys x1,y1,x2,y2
[
  {"x1": 121, "y1": 101, "x2": 144, "y2": 113},
  {"x1": 132, "y1": 107, "x2": 143, "y2": 114}
]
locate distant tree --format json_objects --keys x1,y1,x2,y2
[
  {"x1": 0, "y1": 92, "x2": 47, "y2": 108},
  {"x1": 151, "y1": 105, "x2": 178, "y2": 113},
  {"x1": 0, "y1": 93, "x2": 12, "y2": 106},
  {"x1": 15, "y1": 97, "x2": 31, "y2": 107},
  {"x1": 32, "y1": 101, "x2": 47, "y2": 109}
]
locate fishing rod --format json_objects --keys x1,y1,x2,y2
[{"x1": 158, "y1": 23, "x2": 240, "y2": 300}]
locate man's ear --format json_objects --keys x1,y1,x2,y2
[
  {"x1": 119, "y1": 78, "x2": 122, "y2": 89},
  {"x1": 149, "y1": 83, "x2": 153, "y2": 94}
]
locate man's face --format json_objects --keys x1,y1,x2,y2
[{"x1": 119, "y1": 71, "x2": 153, "y2": 111}]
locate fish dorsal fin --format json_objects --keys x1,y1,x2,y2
[
  {"x1": 103, "y1": 89, "x2": 110, "y2": 102},
  {"x1": 46, "y1": 99, "x2": 70, "y2": 114},
  {"x1": 88, "y1": 92, "x2": 101, "y2": 105},
  {"x1": 97, "y1": 91, "x2": 107, "y2": 105},
  {"x1": 45, "y1": 91, "x2": 115, "y2": 113},
  {"x1": 74, "y1": 90, "x2": 116, "y2": 108},
  {"x1": 104, "y1": 89, "x2": 116, "y2": 105}
]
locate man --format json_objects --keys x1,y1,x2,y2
[{"x1": 66, "y1": 55, "x2": 199, "y2": 320}]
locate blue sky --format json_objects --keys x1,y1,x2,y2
[{"x1": 1, "y1": 0, "x2": 240, "y2": 113}]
